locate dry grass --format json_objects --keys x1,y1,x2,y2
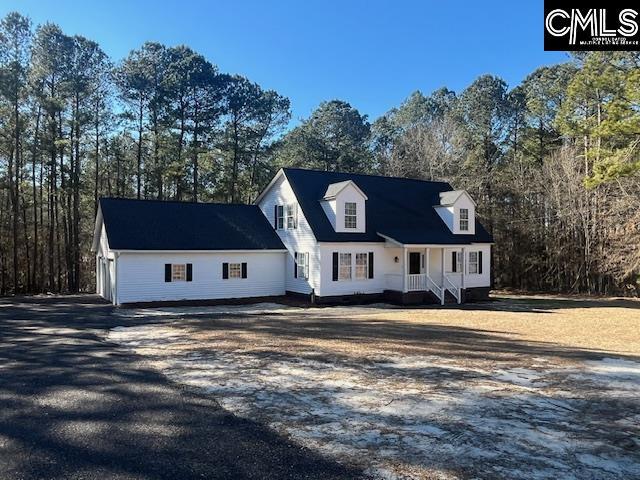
[
  {"x1": 372, "y1": 294, "x2": 640, "y2": 356},
  {"x1": 171, "y1": 294, "x2": 640, "y2": 366},
  {"x1": 111, "y1": 294, "x2": 640, "y2": 480}
]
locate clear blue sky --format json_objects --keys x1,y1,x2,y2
[{"x1": 1, "y1": 0, "x2": 568, "y2": 123}]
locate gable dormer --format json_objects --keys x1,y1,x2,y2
[
  {"x1": 320, "y1": 180, "x2": 367, "y2": 233},
  {"x1": 435, "y1": 190, "x2": 476, "y2": 235}
]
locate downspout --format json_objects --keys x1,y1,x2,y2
[{"x1": 114, "y1": 252, "x2": 120, "y2": 306}]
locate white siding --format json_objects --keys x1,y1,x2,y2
[
  {"x1": 115, "y1": 251, "x2": 285, "y2": 304},
  {"x1": 257, "y1": 173, "x2": 320, "y2": 295},
  {"x1": 452, "y1": 194, "x2": 476, "y2": 235},
  {"x1": 428, "y1": 248, "x2": 443, "y2": 282},
  {"x1": 464, "y1": 244, "x2": 491, "y2": 288},
  {"x1": 326, "y1": 183, "x2": 367, "y2": 233},
  {"x1": 95, "y1": 222, "x2": 115, "y2": 301},
  {"x1": 318, "y1": 243, "x2": 400, "y2": 297},
  {"x1": 435, "y1": 193, "x2": 476, "y2": 235},
  {"x1": 434, "y1": 205, "x2": 454, "y2": 231},
  {"x1": 320, "y1": 199, "x2": 337, "y2": 230},
  {"x1": 337, "y1": 183, "x2": 367, "y2": 233},
  {"x1": 441, "y1": 245, "x2": 491, "y2": 289}
]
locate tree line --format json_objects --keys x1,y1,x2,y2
[{"x1": 0, "y1": 11, "x2": 638, "y2": 296}]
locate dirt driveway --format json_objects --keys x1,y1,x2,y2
[{"x1": 109, "y1": 295, "x2": 640, "y2": 479}]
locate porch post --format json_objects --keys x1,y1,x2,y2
[
  {"x1": 402, "y1": 247, "x2": 408, "y2": 293},
  {"x1": 461, "y1": 246, "x2": 466, "y2": 289},
  {"x1": 441, "y1": 248, "x2": 445, "y2": 285},
  {"x1": 426, "y1": 248, "x2": 430, "y2": 277}
]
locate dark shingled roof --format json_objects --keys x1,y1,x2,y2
[
  {"x1": 99, "y1": 198, "x2": 285, "y2": 251},
  {"x1": 282, "y1": 168, "x2": 493, "y2": 245}
]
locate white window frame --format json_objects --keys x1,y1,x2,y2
[
  {"x1": 447, "y1": 251, "x2": 463, "y2": 274},
  {"x1": 355, "y1": 253, "x2": 368, "y2": 280},
  {"x1": 286, "y1": 204, "x2": 297, "y2": 229},
  {"x1": 339, "y1": 253, "x2": 352, "y2": 280},
  {"x1": 459, "y1": 208, "x2": 469, "y2": 232},
  {"x1": 172, "y1": 264, "x2": 186, "y2": 281},
  {"x1": 468, "y1": 251, "x2": 479, "y2": 274},
  {"x1": 229, "y1": 263, "x2": 242, "y2": 279},
  {"x1": 297, "y1": 252, "x2": 309, "y2": 279},
  {"x1": 344, "y1": 202, "x2": 357, "y2": 229},
  {"x1": 277, "y1": 205, "x2": 284, "y2": 230}
]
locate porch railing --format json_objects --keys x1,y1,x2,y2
[
  {"x1": 407, "y1": 273, "x2": 427, "y2": 291},
  {"x1": 408, "y1": 274, "x2": 445, "y2": 304},
  {"x1": 426, "y1": 276, "x2": 444, "y2": 305},
  {"x1": 443, "y1": 275, "x2": 461, "y2": 304},
  {"x1": 387, "y1": 273, "x2": 455, "y2": 305}
]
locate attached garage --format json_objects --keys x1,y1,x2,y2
[{"x1": 92, "y1": 198, "x2": 287, "y2": 306}]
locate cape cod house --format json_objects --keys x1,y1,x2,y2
[{"x1": 93, "y1": 168, "x2": 493, "y2": 306}]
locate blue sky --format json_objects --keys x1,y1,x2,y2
[{"x1": 1, "y1": 0, "x2": 568, "y2": 122}]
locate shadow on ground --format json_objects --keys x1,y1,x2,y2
[
  {"x1": 0, "y1": 295, "x2": 364, "y2": 480},
  {"x1": 114, "y1": 296, "x2": 640, "y2": 479}
]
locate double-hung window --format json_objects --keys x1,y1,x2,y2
[
  {"x1": 276, "y1": 205, "x2": 285, "y2": 229},
  {"x1": 229, "y1": 263, "x2": 242, "y2": 279},
  {"x1": 345, "y1": 202, "x2": 357, "y2": 229},
  {"x1": 355, "y1": 253, "x2": 368, "y2": 280},
  {"x1": 468, "y1": 252, "x2": 478, "y2": 274},
  {"x1": 286, "y1": 204, "x2": 297, "y2": 229},
  {"x1": 297, "y1": 252, "x2": 309, "y2": 279},
  {"x1": 339, "y1": 253, "x2": 352, "y2": 280},
  {"x1": 459, "y1": 208, "x2": 469, "y2": 231},
  {"x1": 172, "y1": 264, "x2": 186, "y2": 281}
]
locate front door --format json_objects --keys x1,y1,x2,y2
[{"x1": 409, "y1": 252, "x2": 421, "y2": 275}]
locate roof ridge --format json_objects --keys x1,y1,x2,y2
[
  {"x1": 282, "y1": 167, "x2": 452, "y2": 186},
  {"x1": 99, "y1": 197, "x2": 257, "y2": 207}
]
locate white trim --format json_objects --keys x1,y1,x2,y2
[
  {"x1": 111, "y1": 249, "x2": 288, "y2": 253},
  {"x1": 376, "y1": 233, "x2": 404, "y2": 246},
  {"x1": 317, "y1": 241, "x2": 385, "y2": 246},
  {"x1": 91, "y1": 205, "x2": 104, "y2": 252},
  {"x1": 323, "y1": 180, "x2": 369, "y2": 200},
  {"x1": 437, "y1": 190, "x2": 477, "y2": 207},
  {"x1": 375, "y1": 233, "x2": 494, "y2": 248},
  {"x1": 254, "y1": 168, "x2": 285, "y2": 205}
]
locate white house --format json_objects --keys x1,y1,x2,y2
[
  {"x1": 92, "y1": 200, "x2": 287, "y2": 305},
  {"x1": 93, "y1": 168, "x2": 493, "y2": 306}
]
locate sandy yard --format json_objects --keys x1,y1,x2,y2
[{"x1": 109, "y1": 294, "x2": 640, "y2": 479}]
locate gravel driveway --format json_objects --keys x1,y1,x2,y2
[
  {"x1": 0, "y1": 296, "x2": 363, "y2": 480},
  {"x1": 108, "y1": 298, "x2": 640, "y2": 479}
]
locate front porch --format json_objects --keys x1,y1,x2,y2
[{"x1": 384, "y1": 246, "x2": 470, "y2": 305}]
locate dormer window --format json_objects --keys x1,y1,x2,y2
[
  {"x1": 435, "y1": 190, "x2": 476, "y2": 235},
  {"x1": 460, "y1": 208, "x2": 469, "y2": 231},
  {"x1": 321, "y1": 180, "x2": 367, "y2": 233},
  {"x1": 345, "y1": 202, "x2": 357, "y2": 229}
]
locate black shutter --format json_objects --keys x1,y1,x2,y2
[
  {"x1": 186, "y1": 263, "x2": 193, "y2": 282},
  {"x1": 222, "y1": 263, "x2": 229, "y2": 279},
  {"x1": 451, "y1": 251, "x2": 457, "y2": 273},
  {"x1": 274, "y1": 205, "x2": 278, "y2": 228},
  {"x1": 241, "y1": 262, "x2": 247, "y2": 279},
  {"x1": 478, "y1": 251, "x2": 483, "y2": 274},
  {"x1": 165, "y1": 264, "x2": 172, "y2": 282},
  {"x1": 332, "y1": 252, "x2": 339, "y2": 281},
  {"x1": 294, "y1": 252, "x2": 298, "y2": 278},
  {"x1": 368, "y1": 252, "x2": 374, "y2": 279}
]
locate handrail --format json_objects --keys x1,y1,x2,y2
[
  {"x1": 425, "y1": 275, "x2": 444, "y2": 305},
  {"x1": 443, "y1": 275, "x2": 461, "y2": 304}
]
